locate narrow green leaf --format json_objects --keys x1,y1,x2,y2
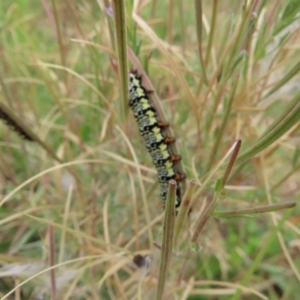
[
  {"x1": 264, "y1": 60, "x2": 300, "y2": 99},
  {"x1": 236, "y1": 100, "x2": 300, "y2": 165},
  {"x1": 212, "y1": 201, "x2": 295, "y2": 219},
  {"x1": 214, "y1": 178, "x2": 223, "y2": 193},
  {"x1": 223, "y1": 50, "x2": 247, "y2": 82}
]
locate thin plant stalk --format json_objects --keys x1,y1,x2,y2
[
  {"x1": 174, "y1": 180, "x2": 196, "y2": 248},
  {"x1": 194, "y1": 0, "x2": 208, "y2": 93},
  {"x1": 206, "y1": 76, "x2": 240, "y2": 171},
  {"x1": 48, "y1": 225, "x2": 56, "y2": 300},
  {"x1": 193, "y1": 140, "x2": 241, "y2": 242},
  {"x1": 50, "y1": 0, "x2": 67, "y2": 88},
  {"x1": 212, "y1": 201, "x2": 296, "y2": 219},
  {"x1": 156, "y1": 180, "x2": 177, "y2": 300},
  {"x1": 111, "y1": 0, "x2": 129, "y2": 121},
  {"x1": 205, "y1": 0, "x2": 218, "y2": 66}
]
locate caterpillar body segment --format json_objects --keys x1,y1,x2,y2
[
  {"x1": 156, "y1": 165, "x2": 185, "y2": 183},
  {"x1": 129, "y1": 71, "x2": 149, "y2": 106},
  {"x1": 137, "y1": 110, "x2": 158, "y2": 128},
  {"x1": 129, "y1": 69, "x2": 185, "y2": 213},
  {"x1": 149, "y1": 144, "x2": 172, "y2": 165},
  {"x1": 143, "y1": 133, "x2": 175, "y2": 152},
  {"x1": 131, "y1": 100, "x2": 154, "y2": 120}
]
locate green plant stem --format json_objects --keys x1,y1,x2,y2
[
  {"x1": 195, "y1": 0, "x2": 208, "y2": 94},
  {"x1": 48, "y1": 225, "x2": 56, "y2": 300},
  {"x1": 192, "y1": 190, "x2": 227, "y2": 243},
  {"x1": 51, "y1": 0, "x2": 67, "y2": 87},
  {"x1": 167, "y1": 0, "x2": 173, "y2": 45},
  {"x1": 212, "y1": 201, "x2": 295, "y2": 219},
  {"x1": 112, "y1": 0, "x2": 128, "y2": 121},
  {"x1": 205, "y1": 0, "x2": 218, "y2": 66},
  {"x1": 174, "y1": 180, "x2": 196, "y2": 247},
  {"x1": 206, "y1": 76, "x2": 239, "y2": 171},
  {"x1": 205, "y1": 2, "x2": 253, "y2": 132},
  {"x1": 151, "y1": 0, "x2": 158, "y2": 18},
  {"x1": 156, "y1": 180, "x2": 177, "y2": 300},
  {"x1": 221, "y1": 2, "x2": 252, "y2": 78},
  {"x1": 221, "y1": 140, "x2": 242, "y2": 187}
]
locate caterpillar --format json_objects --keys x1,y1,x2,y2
[
  {"x1": 129, "y1": 69, "x2": 185, "y2": 212},
  {"x1": 0, "y1": 107, "x2": 33, "y2": 141}
]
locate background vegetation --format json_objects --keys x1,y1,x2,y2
[{"x1": 0, "y1": 0, "x2": 299, "y2": 299}]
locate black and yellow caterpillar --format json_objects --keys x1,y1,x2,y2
[{"x1": 129, "y1": 69, "x2": 185, "y2": 212}]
